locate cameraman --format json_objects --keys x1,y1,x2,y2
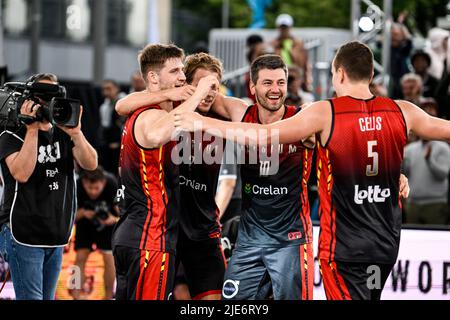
[
  {"x1": 71, "y1": 167, "x2": 118, "y2": 300},
  {"x1": 0, "y1": 73, "x2": 97, "y2": 300}
]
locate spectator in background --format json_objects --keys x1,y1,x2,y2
[
  {"x1": 129, "y1": 71, "x2": 146, "y2": 93},
  {"x1": 247, "y1": 34, "x2": 267, "y2": 64},
  {"x1": 98, "y1": 79, "x2": 126, "y2": 175},
  {"x1": 401, "y1": 73, "x2": 424, "y2": 106},
  {"x1": 433, "y1": 31, "x2": 450, "y2": 119},
  {"x1": 271, "y1": 14, "x2": 311, "y2": 92},
  {"x1": 388, "y1": 22, "x2": 413, "y2": 99},
  {"x1": 425, "y1": 28, "x2": 449, "y2": 81},
  {"x1": 245, "y1": 34, "x2": 268, "y2": 102},
  {"x1": 71, "y1": 167, "x2": 119, "y2": 300},
  {"x1": 369, "y1": 77, "x2": 388, "y2": 97},
  {"x1": 216, "y1": 144, "x2": 242, "y2": 225},
  {"x1": 411, "y1": 50, "x2": 439, "y2": 99},
  {"x1": 285, "y1": 66, "x2": 315, "y2": 107},
  {"x1": 192, "y1": 41, "x2": 209, "y2": 54},
  {"x1": 403, "y1": 101, "x2": 450, "y2": 225},
  {"x1": 215, "y1": 143, "x2": 242, "y2": 261}
]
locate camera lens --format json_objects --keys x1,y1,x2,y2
[{"x1": 52, "y1": 100, "x2": 71, "y2": 124}]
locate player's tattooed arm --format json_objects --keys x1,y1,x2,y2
[{"x1": 115, "y1": 85, "x2": 196, "y2": 116}]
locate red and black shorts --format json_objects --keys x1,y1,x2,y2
[
  {"x1": 320, "y1": 259, "x2": 394, "y2": 300},
  {"x1": 113, "y1": 246, "x2": 176, "y2": 300},
  {"x1": 176, "y1": 229, "x2": 227, "y2": 300}
]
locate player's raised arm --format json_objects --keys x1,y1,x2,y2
[
  {"x1": 397, "y1": 100, "x2": 450, "y2": 142},
  {"x1": 115, "y1": 85, "x2": 196, "y2": 116},
  {"x1": 135, "y1": 75, "x2": 219, "y2": 149},
  {"x1": 174, "y1": 100, "x2": 328, "y2": 145}
]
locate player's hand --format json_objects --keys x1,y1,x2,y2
[
  {"x1": 174, "y1": 111, "x2": 203, "y2": 132},
  {"x1": 195, "y1": 75, "x2": 220, "y2": 100},
  {"x1": 164, "y1": 85, "x2": 196, "y2": 101},
  {"x1": 399, "y1": 174, "x2": 410, "y2": 199}
]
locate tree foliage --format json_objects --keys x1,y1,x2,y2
[{"x1": 172, "y1": 0, "x2": 449, "y2": 51}]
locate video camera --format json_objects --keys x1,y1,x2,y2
[
  {"x1": 82, "y1": 200, "x2": 111, "y2": 231},
  {"x1": 0, "y1": 79, "x2": 81, "y2": 130}
]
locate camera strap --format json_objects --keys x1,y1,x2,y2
[{"x1": 17, "y1": 114, "x2": 36, "y2": 125}]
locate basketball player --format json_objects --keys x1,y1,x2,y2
[
  {"x1": 111, "y1": 44, "x2": 218, "y2": 300},
  {"x1": 115, "y1": 53, "x2": 226, "y2": 300},
  {"x1": 174, "y1": 42, "x2": 441, "y2": 300}
]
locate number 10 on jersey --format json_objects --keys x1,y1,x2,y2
[{"x1": 366, "y1": 140, "x2": 379, "y2": 176}]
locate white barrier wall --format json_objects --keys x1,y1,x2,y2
[
  {"x1": 1, "y1": 227, "x2": 449, "y2": 300},
  {"x1": 312, "y1": 226, "x2": 450, "y2": 300}
]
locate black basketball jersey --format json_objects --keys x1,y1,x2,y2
[{"x1": 238, "y1": 104, "x2": 313, "y2": 247}]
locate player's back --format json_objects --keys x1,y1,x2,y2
[
  {"x1": 112, "y1": 106, "x2": 179, "y2": 253},
  {"x1": 317, "y1": 96, "x2": 407, "y2": 264}
]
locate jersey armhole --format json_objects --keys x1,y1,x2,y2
[
  {"x1": 318, "y1": 99, "x2": 335, "y2": 148},
  {"x1": 132, "y1": 108, "x2": 162, "y2": 151},
  {"x1": 392, "y1": 100, "x2": 409, "y2": 143},
  {"x1": 239, "y1": 105, "x2": 254, "y2": 122},
  {"x1": 293, "y1": 106, "x2": 315, "y2": 150}
]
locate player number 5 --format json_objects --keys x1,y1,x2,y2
[{"x1": 366, "y1": 140, "x2": 378, "y2": 176}]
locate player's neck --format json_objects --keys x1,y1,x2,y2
[
  {"x1": 257, "y1": 104, "x2": 285, "y2": 124},
  {"x1": 159, "y1": 101, "x2": 173, "y2": 112},
  {"x1": 339, "y1": 84, "x2": 374, "y2": 100}
]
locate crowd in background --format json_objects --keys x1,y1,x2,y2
[
  {"x1": 0, "y1": 3, "x2": 448, "y2": 302},
  {"x1": 86, "y1": 13, "x2": 450, "y2": 228}
]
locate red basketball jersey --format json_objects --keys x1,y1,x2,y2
[
  {"x1": 112, "y1": 106, "x2": 179, "y2": 253},
  {"x1": 317, "y1": 96, "x2": 407, "y2": 264}
]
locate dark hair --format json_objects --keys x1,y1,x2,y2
[
  {"x1": 333, "y1": 41, "x2": 374, "y2": 82},
  {"x1": 102, "y1": 79, "x2": 120, "y2": 88},
  {"x1": 192, "y1": 41, "x2": 209, "y2": 54},
  {"x1": 250, "y1": 54, "x2": 287, "y2": 84},
  {"x1": 80, "y1": 166, "x2": 105, "y2": 183},
  {"x1": 411, "y1": 50, "x2": 432, "y2": 67},
  {"x1": 420, "y1": 97, "x2": 439, "y2": 114},
  {"x1": 246, "y1": 34, "x2": 264, "y2": 47},
  {"x1": 246, "y1": 34, "x2": 265, "y2": 63},
  {"x1": 138, "y1": 44, "x2": 185, "y2": 83}
]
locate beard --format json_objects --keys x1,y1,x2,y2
[{"x1": 255, "y1": 90, "x2": 286, "y2": 111}]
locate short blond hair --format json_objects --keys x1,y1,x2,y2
[{"x1": 184, "y1": 53, "x2": 223, "y2": 84}]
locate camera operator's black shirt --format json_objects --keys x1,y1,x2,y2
[
  {"x1": 77, "y1": 172, "x2": 118, "y2": 215},
  {"x1": 0, "y1": 126, "x2": 76, "y2": 247}
]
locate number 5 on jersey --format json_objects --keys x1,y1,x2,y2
[{"x1": 366, "y1": 140, "x2": 378, "y2": 176}]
